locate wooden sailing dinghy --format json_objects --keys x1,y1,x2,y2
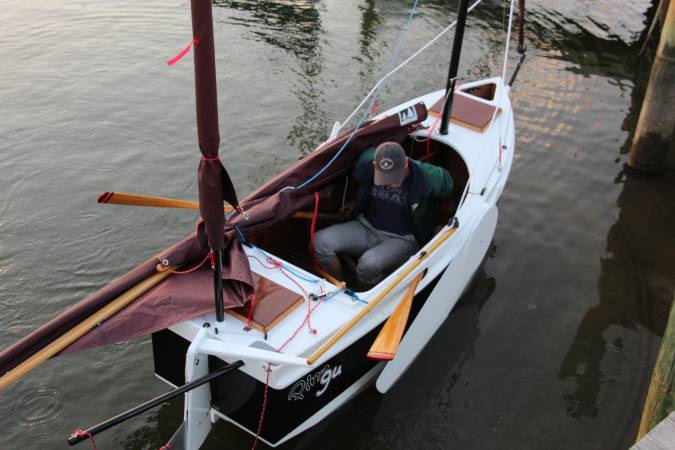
[{"x1": 0, "y1": 0, "x2": 526, "y2": 448}]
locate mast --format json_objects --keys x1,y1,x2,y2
[
  {"x1": 440, "y1": 0, "x2": 469, "y2": 135},
  {"x1": 190, "y1": 0, "x2": 240, "y2": 322}
]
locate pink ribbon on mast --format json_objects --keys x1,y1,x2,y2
[{"x1": 167, "y1": 39, "x2": 199, "y2": 67}]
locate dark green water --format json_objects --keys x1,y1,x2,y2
[{"x1": 1, "y1": 0, "x2": 673, "y2": 449}]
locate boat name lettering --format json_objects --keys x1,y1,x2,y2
[{"x1": 288, "y1": 364, "x2": 343, "y2": 401}]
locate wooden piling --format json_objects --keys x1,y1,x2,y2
[
  {"x1": 636, "y1": 293, "x2": 675, "y2": 441},
  {"x1": 628, "y1": 0, "x2": 675, "y2": 173}
]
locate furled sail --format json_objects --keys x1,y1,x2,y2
[{"x1": 0, "y1": 99, "x2": 427, "y2": 375}]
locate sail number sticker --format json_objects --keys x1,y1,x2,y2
[
  {"x1": 398, "y1": 106, "x2": 418, "y2": 126},
  {"x1": 288, "y1": 364, "x2": 343, "y2": 401}
]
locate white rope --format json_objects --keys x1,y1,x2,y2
[
  {"x1": 501, "y1": 0, "x2": 516, "y2": 81},
  {"x1": 336, "y1": 0, "x2": 486, "y2": 133}
]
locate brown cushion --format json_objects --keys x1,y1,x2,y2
[
  {"x1": 226, "y1": 274, "x2": 304, "y2": 333},
  {"x1": 429, "y1": 91, "x2": 500, "y2": 132}
]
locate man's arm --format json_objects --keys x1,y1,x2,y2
[{"x1": 419, "y1": 162, "x2": 454, "y2": 199}]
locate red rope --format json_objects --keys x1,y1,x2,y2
[
  {"x1": 424, "y1": 85, "x2": 461, "y2": 161},
  {"x1": 247, "y1": 293, "x2": 257, "y2": 329},
  {"x1": 167, "y1": 39, "x2": 199, "y2": 67},
  {"x1": 251, "y1": 364, "x2": 272, "y2": 450},
  {"x1": 159, "y1": 445, "x2": 172, "y2": 450},
  {"x1": 247, "y1": 254, "x2": 309, "y2": 299},
  {"x1": 167, "y1": 252, "x2": 211, "y2": 275},
  {"x1": 424, "y1": 112, "x2": 443, "y2": 161},
  {"x1": 310, "y1": 191, "x2": 320, "y2": 269},
  {"x1": 275, "y1": 295, "x2": 325, "y2": 352},
  {"x1": 72, "y1": 430, "x2": 98, "y2": 450},
  {"x1": 246, "y1": 246, "x2": 332, "y2": 448},
  {"x1": 498, "y1": 139, "x2": 503, "y2": 170}
]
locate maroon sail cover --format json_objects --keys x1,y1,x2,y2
[
  {"x1": 191, "y1": 0, "x2": 239, "y2": 252},
  {"x1": 0, "y1": 102, "x2": 428, "y2": 374}
]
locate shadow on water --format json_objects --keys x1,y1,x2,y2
[
  {"x1": 558, "y1": 165, "x2": 675, "y2": 422},
  {"x1": 558, "y1": 42, "x2": 675, "y2": 429},
  {"x1": 214, "y1": 0, "x2": 329, "y2": 155}
]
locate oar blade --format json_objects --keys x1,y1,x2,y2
[
  {"x1": 367, "y1": 272, "x2": 423, "y2": 361},
  {"x1": 97, "y1": 191, "x2": 200, "y2": 209}
]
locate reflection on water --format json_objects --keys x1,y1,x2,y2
[
  {"x1": 215, "y1": 0, "x2": 329, "y2": 155},
  {"x1": 354, "y1": 0, "x2": 382, "y2": 90},
  {"x1": 116, "y1": 401, "x2": 182, "y2": 450}
]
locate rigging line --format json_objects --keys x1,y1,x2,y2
[
  {"x1": 466, "y1": 0, "x2": 515, "y2": 193},
  {"x1": 477, "y1": 106, "x2": 514, "y2": 194},
  {"x1": 336, "y1": 0, "x2": 485, "y2": 135},
  {"x1": 283, "y1": 0, "x2": 421, "y2": 192},
  {"x1": 501, "y1": 0, "x2": 517, "y2": 82}
]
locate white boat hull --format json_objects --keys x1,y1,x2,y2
[{"x1": 154, "y1": 76, "x2": 515, "y2": 449}]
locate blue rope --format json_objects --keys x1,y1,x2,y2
[
  {"x1": 321, "y1": 288, "x2": 368, "y2": 305},
  {"x1": 232, "y1": 224, "x2": 248, "y2": 245},
  {"x1": 249, "y1": 242, "x2": 321, "y2": 283},
  {"x1": 282, "y1": 0, "x2": 421, "y2": 192},
  {"x1": 236, "y1": 227, "x2": 369, "y2": 303}
]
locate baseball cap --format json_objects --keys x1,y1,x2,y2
[{"x1": 373, "y1": 142, "x2": 406, "y2": 186}]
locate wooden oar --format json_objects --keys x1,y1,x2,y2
[
  {"x1": 0, "y1": 268, "x2": 173, "y2": 391},
  {"x1": 367, "y1": 271, "x2": 424, "y2": 361},
  {"x1": 314, "y1": 266, "x2": 346, "y2": 288},
  {"x1": 307, "y1": 220, "x2": 459, "y2": 365},
  {"x1": 98, "y1": 191, "x2": 337, "y2": 221}
]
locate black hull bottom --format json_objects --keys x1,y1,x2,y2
[{"x1": 152, "y1": 275, "x2": 440, "y2": 446}]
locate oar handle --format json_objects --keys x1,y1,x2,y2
[{"x1": 97, "y1": 191, "x2": 342, "y2": 221}]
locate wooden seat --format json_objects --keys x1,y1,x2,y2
[
  {"x1": 428, "y1": 91, "x2": 500, "y2": 132},
  {"x1": 226, "y1": 274, "x2": 304, "y2": 334}
]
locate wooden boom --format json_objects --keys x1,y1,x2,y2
[{"x1": 0, "y1": 268, "x2": 173, "y2": 391}]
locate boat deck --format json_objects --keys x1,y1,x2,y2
[{"x1": 166, "y1": 79, "x2": 513, "y2": 388}]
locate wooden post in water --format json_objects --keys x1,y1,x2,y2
[
  {"x1": 636, "y1": 293, "x2": 675, "y2": 441},
  {"x1": 628, "y1": 0, "x2": 675, "y2": 173}
]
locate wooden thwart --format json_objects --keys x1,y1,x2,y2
[
  {"x1": 367, "y1": 271, "x2": 425, "y2": 361},
  {"x1": 0, "y1": 268, "x2": 173, "y2": 391},
  {"x1": 226, "y1": 275, "x2": 304, "y2": 334}
]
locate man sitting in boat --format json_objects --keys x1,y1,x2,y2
[{"x1": 314, "y1": 141, "x2": 453, "y2": 288}]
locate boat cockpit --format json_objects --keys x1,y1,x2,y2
[{"x1": 243, "y1": 135, "x2": 469, "y2": 290}]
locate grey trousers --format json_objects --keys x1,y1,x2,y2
[{"x1": 314, "y1": 214, "x2": 418, "y2": 285}]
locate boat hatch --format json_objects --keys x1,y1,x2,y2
[
  {"x1": 226, "y1": 274, "x2": 305, "y2": 334},
  {"x1": 462, "y1": 82, "x2": 496, "y2": 101},
  {"x1": 428, "y1": 90, "x2": 500, "y2": 132}
]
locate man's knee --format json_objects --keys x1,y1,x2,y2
[
  {"x1": 356, "y1": 253, "x2": 384, "y2": 286},
  {"x1": 313, "y1": 228, "x2": 336, "y2": 261}
]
